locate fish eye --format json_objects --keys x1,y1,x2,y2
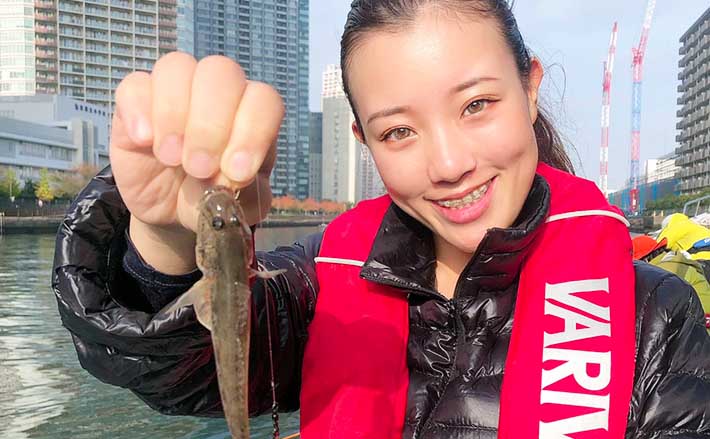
[
  {"x1": 229, "y1": 214, "x2": 239, "y2": 225},
  {"x1": 212, "y1": 216, "x2": 225, "y2": 230}
]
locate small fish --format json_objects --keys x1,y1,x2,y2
[{"x1": 164, "y1": 186, "x2": 283, "y2": 439}]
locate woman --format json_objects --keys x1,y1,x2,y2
[{"x1": 53, "y1": 0, "x2": 710, "y2": 438}]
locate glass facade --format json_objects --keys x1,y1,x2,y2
[
  {"x1": 194, "y1": 0, "x2": 309, "y2": 198},
  {"x1": 0, "y1": 0, "x2": 36, "y2": 96}
]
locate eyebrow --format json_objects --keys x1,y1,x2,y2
[
  {"x1": 366, "y1": 77, "x2": 499, "y2": 125},
  {"x1": 366, "y1": 105, "x2": 411, "y2": 125},
  {"x1": 450, "y1": 76, "x2": 499, "y2": 94}
]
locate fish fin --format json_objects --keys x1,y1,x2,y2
[
  {"x1": 250, "y1": 268, "x2": 287, "y2": 280},
  {"x1": 160, "y1": 278, "x2": 213, "y2": 331}
]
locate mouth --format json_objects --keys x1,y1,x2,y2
[
  {"x1": 428, "y1": 176, "x2": 497, "y2": 225},
  {"x1": 432, "y1": 178, "x2": 494, "y2": 209}
]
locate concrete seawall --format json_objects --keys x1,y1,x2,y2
[{"x1": 0, "y1": 215, "x2": 333, "y2": 235}]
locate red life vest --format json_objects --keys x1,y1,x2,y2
[{"x1": 300, "y1": 163, "x2": 636, "y2": 438}]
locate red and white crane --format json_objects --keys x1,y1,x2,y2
[
  {"x1": 629, "y1": 0, "x2": 657, "y2": 214},
  {"x1": 600, "y1": 22, "x2": 618, "y2": 197}
]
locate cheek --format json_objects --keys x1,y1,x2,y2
[
  {"x1": 478, "y1": 110, "x2": 537, "y2": 166},
  {"x1": 371, "y1": 149, "x2": 428, "y2": 198}
]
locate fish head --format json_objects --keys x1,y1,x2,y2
[{"x1": 196, "y1": 186, "x2": 254, "y2": 270}]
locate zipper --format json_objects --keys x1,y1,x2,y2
[{"x1": 416, "y1": 300, "x2": 461, "y2": 437}]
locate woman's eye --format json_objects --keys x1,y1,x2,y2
[
  {"x1": 464, "y1": 99, "x2": 488, "y2": 116},
  {"x1": 383, "y1": 127, "x2": 413, "y2": 142}
]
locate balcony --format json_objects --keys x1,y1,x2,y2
[
  {"x1": 135, "y1": 14, "x2": 156, "y2": 25},
  {"x1": 35, "y1": 0, "x2": 56, "y2": 8},
  {"x1": 134, "y1": 2, "x2": 155, "y2": 13},
  {"x1": 111, "y1": 35, "x2": 133, "y2": 45},
  {"x1": 85, "y1": 31, "x2": 108, "y2": 41},
  {"x1": 110, "y1": 57, "x2": 132, "y2": 68},
  {"x1": 58, "y1": 16, "x2": 83, "y2": 26},
  {"x1": 36, "y1": 24, "x2": 56, "y2": 33},
  {"x1": 36, "y1": 49, "x2": 57, "y2": 58},
  {"x1": 110, "y1": 23, "x2": 132, "y2": 33},
  {"x1": 110, "y1": 0, "x2": 131, "y2": 8},
  {"x1": 36, "y1": 38, "x2": 57, "y2": 46},
  {"x1": 85, "y1": 20, "x2": 109, "y2": 30},
  {"x1": 158, "y1": 18, "x2": 175, "y2": 28},
  {"x1": 86, "y1": 68, "x2": 109, "y2": 77},
  {"x1": 111, "y1": 46, "x2": 132, "y2": 56},
  {"x1": 111, "y1": 12, "x2": 132, "y2": 21},
  {"x1": 86, "y1": 79, "x2": 109, "y2": 88},
  {"x1": 85, "y1": 7, "x2": 108, "y2": 17},
  {"x1": 35, "y1": 12, "x2": 56, "y2": 21},
  {"x1": 158, "y1": 30, "x2": 176, "y2": 39},
  {"x1": 58, "y1": 2, "x2": 83, "y2": 13},
  {"x1": 36, "y1": 61, "x2": 57, "y2": 71},
  {"x1": 136, "y1": 26, "x2": 157, "y2": 36},
  {"x1": 135, "y1": 37, "x2": 156, "y2": 47},
  {"x1": 86, "y1": 56, "x2": 110, "y2": 65},
  {"x1": 135, "y1": 49, "x2": 156, "y2": 59},
  {"x1": 86, "y1": 44, "x2": 108, "y2": 53}
]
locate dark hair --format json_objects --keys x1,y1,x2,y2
[{"x1": 340, "y1": 0, "x2": 574, "y2": 174}]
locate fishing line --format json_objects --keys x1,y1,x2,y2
[{"x1": 252, "y1": 168, "x2": 281, "y2": 439}]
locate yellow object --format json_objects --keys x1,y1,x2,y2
[
  {"x1": 649, "y1": 251, "x2": 710, "y2": 332},
  {"x1": 657, "y1": 213, "x2": 710, "y2": 252}
]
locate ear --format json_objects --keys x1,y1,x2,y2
[
  {"x1": 351, "y1": 121, "x2": 366, "y2": 144},
  {"x1": 527, "y1": 58, "x2": 544, "y2": 124}
]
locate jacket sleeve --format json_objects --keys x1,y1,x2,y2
[
  {"x1": 626, "y1": 263, "x2": 710, "y2": 439},
  {"x1": 52, "y1": 166, "x2": 320, "y2": 417}
]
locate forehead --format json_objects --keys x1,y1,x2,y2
[{"x1": 346, "y1": 12, "x2": 514, "y2": 111}]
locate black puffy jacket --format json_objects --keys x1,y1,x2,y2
[{"x1": 53, "y1": 168, "x2": 710, "y2": 438}]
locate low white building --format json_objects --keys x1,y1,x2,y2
[{"x1": 0, "y1": 116, "x2": 107, "y2": 183}]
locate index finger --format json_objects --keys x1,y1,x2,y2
[{"x1": 113, "y1": 71, "x2": 153, "y2": 149}]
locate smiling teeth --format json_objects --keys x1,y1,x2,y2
[{"x1": 436, "y1": 181, "x2": 491, "y2": 209}]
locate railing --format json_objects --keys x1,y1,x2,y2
[
  {"x1": 0, "y1": 199, "x2": 73, "y2": 217},
  {"x1": 683, "y1": 195, "x2": 710, "y2": 217}
]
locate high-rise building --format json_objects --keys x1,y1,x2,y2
[
  {"x1": 357, "y1": 145, "x2": 385, "y2": 201},
  {"x1": 176, "y1": 0, "x2": 194, "y2": 55},
  {"x1": 309, "y1": 111, "x2": 322, "y2": 200},
  {"x1": 193, "y1": 0, "x2": 309, "y2": 198},
  {"x1": 0, "y1": 0, "x2": 178, "y2": 113},
  {"x1": 321, "y1": 64, "x2": 384, "y2": 204},
  {"x1": 644, "y1": 152, "x2": 679, "y2": 184},
  {"x1": 676, "y1": 6, "x2": 710, "y2": 194}
]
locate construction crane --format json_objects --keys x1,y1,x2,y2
[
  {"x1": 600, "y1": 22, "x2": 618, "y2": 197},
  {"x1": 629, "y1": 0, "x2": 657, "y2": 215}
]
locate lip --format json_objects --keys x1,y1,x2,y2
[
  {"x1": 430, "y1": 176, "x2": 497, "y2": 224},
  {"x1": 430, "y1": 179, "x2": 494, "y2": 202}
]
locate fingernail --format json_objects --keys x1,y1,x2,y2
[
  {"x1": 185, "y1": 150, "x2": 218, "y2": 179},
  {"x1": 229, "y1": 151, "x2": 253, "y2": 182},
  {"x1": 131, "y1": 117, "x2": 152, "y2": 143},
  {"x1": 157, "y1": 134, "x2": 183, "y2": 166}
]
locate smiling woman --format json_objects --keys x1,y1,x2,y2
[{"x1": 52, "y1": 1, "x2": 710, "y2": 439}]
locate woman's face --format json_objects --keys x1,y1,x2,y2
[{"x1": 348, "y1": 10, "x2": 543, "y2": 257}]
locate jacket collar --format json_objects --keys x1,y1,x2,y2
[{"x1": 360, "y1": 175, "x2": 551, "y2": 300}]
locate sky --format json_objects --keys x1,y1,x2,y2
[{"x1": 308, "y1": 1, "x2": 709, "y2": 191}]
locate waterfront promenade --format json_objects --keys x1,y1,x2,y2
[{"x1": 0, "y1": 214, "x2": 334, "y2": 235}]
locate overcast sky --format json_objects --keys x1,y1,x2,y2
[{"x1": 308, "y1": 1, "x2": 709, "y2": 190}]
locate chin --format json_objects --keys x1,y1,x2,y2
[{"x1": 445, "y1": 227, "x2": 488, "y2": 254}]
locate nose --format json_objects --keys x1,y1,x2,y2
[{"x1": 426, "y1": 127, "x2": 477, "y2": 184}]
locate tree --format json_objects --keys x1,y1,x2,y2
[
  {"x1": 19, "y1": 179, "x2": 36, "y2": 199},
  {"x1": 0, "y1": 168, "x2": 20, "y2": 199},
  {"x1": 35, "y1": 168, "x2": 55, "y2": 202},
  {"x1": 51, "y1": 165, "x2": 98, "y2": 199}
]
